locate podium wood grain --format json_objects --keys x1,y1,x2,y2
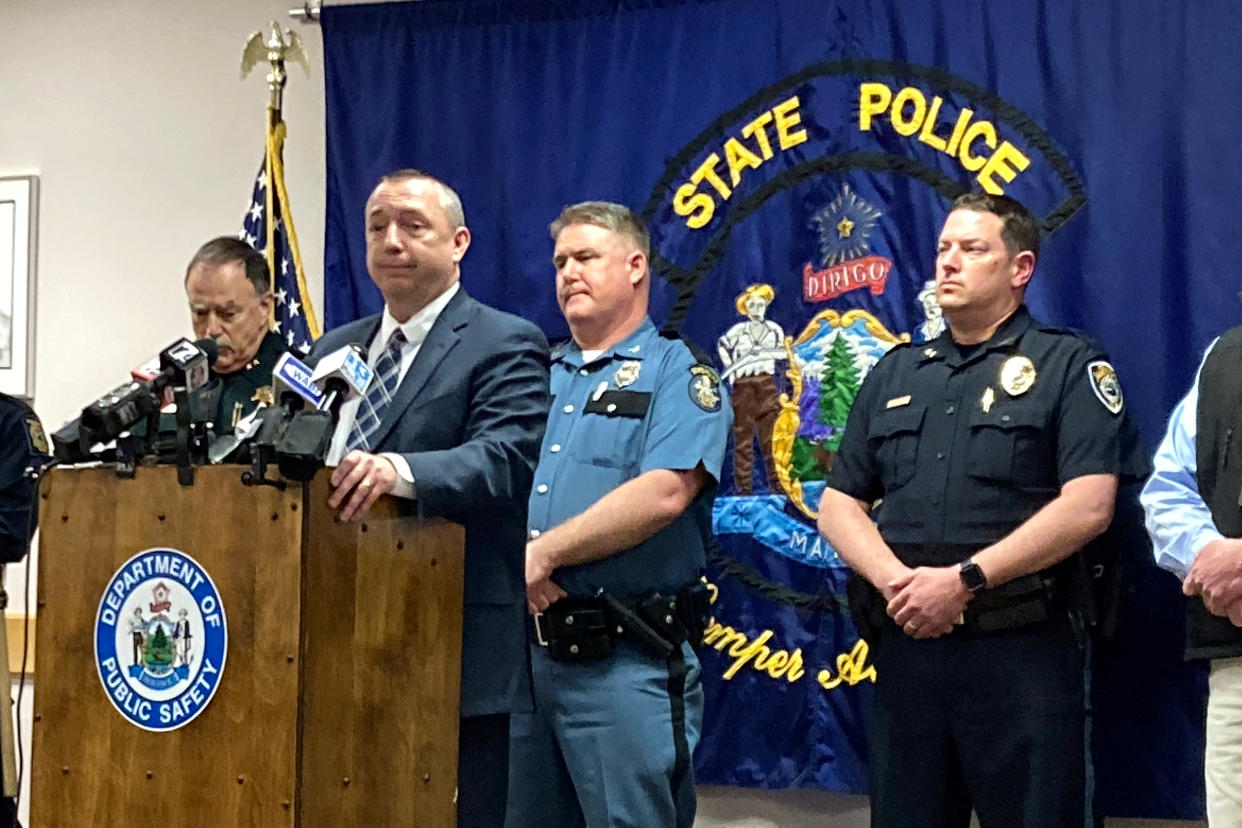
[
  {"x1": 31, "y1": 466, "x2": 464, "y2": 827},
  {"x1": 298, "y1": 475, "x2": 463, "y2": 828},
  {"x1": 32, "y1": 466, "x2": 303, "y2": 828}
]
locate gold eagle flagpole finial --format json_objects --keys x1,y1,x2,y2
[
  {"x1": 240, "y1": 21, "x2": 310, "y2": 118},
  {"x1": 237, "y1": 20, "x2": 320, "y2": 341}
]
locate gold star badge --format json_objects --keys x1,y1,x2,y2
[{"x1": 837, "y1": 217, "x2": 855, "y2": 238}]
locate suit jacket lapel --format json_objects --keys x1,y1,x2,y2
[
  {"x1": 355, "y1": 316, "x2": 383, "y2": 353},
  {"x1": 368, "y1": 289, "x2": 471, "y2": 449}
]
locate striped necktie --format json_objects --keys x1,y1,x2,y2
[{"x1": 346, "y1": 328, "x2": 407, "y2": 453}]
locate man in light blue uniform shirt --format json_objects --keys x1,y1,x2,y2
[
  {"x1": 1142, "y1": 335, "x2": 1242, "y2": 823},
  {"x1": 506, "y1": 201, "x2": 731, "y2": 828}
]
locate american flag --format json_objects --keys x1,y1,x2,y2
[{"x1": 240, "y1": 123, "x2": 318, "y2": 353}]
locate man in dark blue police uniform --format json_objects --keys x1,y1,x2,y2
[
  {"x1": 0, "y1": 392, "x2": 49, "y2": 826},
  {"x1": 506, "y1": 202, "x2": 732, "y2": 828},
  {"x1": 818, "y1": 193, "x2": 1130, "y2": 827},
  {"x1": 0, "y1": 393, "x2": 48, "y2": 563}
]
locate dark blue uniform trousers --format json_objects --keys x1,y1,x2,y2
[
  {"x1": 506, "y1": 639, "x2": 702, "y2": 828},
  {"x1": 867, "y1": 617, "x2": 1089, "y2": 828},
  {"x1": 459, "y1": 713, "x2": 511, "y2": 828}
]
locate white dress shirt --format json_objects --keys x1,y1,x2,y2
[{"x1": 326, "y1": 282, "x2": 461, "y2": 499}]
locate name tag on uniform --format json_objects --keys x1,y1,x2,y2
[
  {"x1": 885, "y1": 395, "x2": 912, "y2": 409},
  {"x1": 585, "y1": 390, "x2": 652, "y2": 418}
]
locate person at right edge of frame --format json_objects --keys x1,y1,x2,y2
[
  {"x1": 505, "y1": 201, "x2": 732, "y2": 828},
  {"x1": 817, "y1": 193, "x2": 1132, "y2": 828},
  {"x1": 1141, "y1": 324, "x2": 1242, "y2": 824}
]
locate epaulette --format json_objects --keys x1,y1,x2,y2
[
  {"x1": 1032, "y1": 323, "x2": 1107, "y2": 352},
  {"x1": 0, "y1": 392, "x2": 35, "y2": 417},
  {"x1": 1032, "y1": 322, "x2": 1081, "y2": 337},
  {"x1": 878, "y1": 339, "x2": 916, "y2": 360},
  {"x1": 658, "y1": 328, "x2": 715, "y2": 366}
]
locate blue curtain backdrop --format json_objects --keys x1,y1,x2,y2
[{"x1": 322, "y1": 0, "x2": 1238, "y2": 818}]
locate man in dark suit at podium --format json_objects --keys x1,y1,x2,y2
[{"x1": 308, "y1": 169, "x2": 550, "y2": 827}]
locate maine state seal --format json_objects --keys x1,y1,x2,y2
[{"x1": 94, "y1": 548, "x2": 227, "y2": 732}]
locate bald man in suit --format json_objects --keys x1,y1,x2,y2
[{"x1": 309, "y1": 169, "x2": 549, "y2": 828}]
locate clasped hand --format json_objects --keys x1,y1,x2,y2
[
  {"x1": 886, "y1": 566, "x2": 971, "y2": 640},
  {"x1": 1184, "y1": 539, "x2": 1242, "y2": 627}
]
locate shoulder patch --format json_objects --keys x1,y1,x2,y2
[
  {"x1": 1087, "y1": 360, "x2": 1124, "y2": 415},
  {"x1": 688, "y1": 364, "x2": 722, "y2": 412},
  {"x1": 25, "y1": 417, "x2": 49, "y2": 455}
]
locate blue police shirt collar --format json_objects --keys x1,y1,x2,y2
[
  {"x1": 920, "y1": 304, "x2": 1033, "y2": 364},
  {"x1": 552, "y1": 317, "x2": 659, "y2": 368}
]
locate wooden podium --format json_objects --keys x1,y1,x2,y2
[{"x1": 30, "y1": 465, "x2": 464, "y2": 827}]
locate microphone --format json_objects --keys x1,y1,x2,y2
[
  {"x1": 276, "y1": 344, "x2": 373, "y2": 482},
  {"x1": 220, "y1": 352, "x2": 323, "y2": 468},
  {"x1": 273, "y1": 351, "x2": 325, "y2": 412},
  {"x1": 309, "y1": 343, "x2": 373, "y2": 420},
  {"x1": 79, "y1": 382, "x2": 163, "y2": 446},
  {"x1": 79, "y1": 338, "x2": 220, "y2": 445},
  {"x1": 50, "y1": 417, "x2": 100, "y2": 464},
  {"x1": 160, "y1": 337, "x2": 218, "y2": 393}
]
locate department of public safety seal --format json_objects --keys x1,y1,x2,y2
[{"x1": 94, "y1": 548, "x2": 227, "y2": 732}]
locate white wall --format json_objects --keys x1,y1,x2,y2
[
  {"x1": 0, "y1": 2, "x2": 1206, "y2": 826},
  {"x1": 1, "y1": 0, "x2": 328, "y2": 435}
]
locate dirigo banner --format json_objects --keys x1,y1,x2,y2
[{"x1": 322, "y1": 0, "x2": 1231, "y2": 818}]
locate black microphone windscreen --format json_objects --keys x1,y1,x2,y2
[
  {"x1": 196, "y1": 338, "x2": 220, "y2": 367},
  {"x1": 187, "y1": 379, "x2": 223, "y2": 423},
  {"x1": 276, "y1": 410, "x2": 334, "y2": 481}
]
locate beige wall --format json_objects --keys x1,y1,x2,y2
[
  {"x1": 0, "y1": 2, "x2": 1204, "y2": 826},
  {"x1": 1, "y1": 0, "x2": 329, "y2": 434}
]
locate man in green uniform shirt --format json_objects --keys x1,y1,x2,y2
[{"x1": 184, "y1": 237, "x2": 286, "y2": 433}]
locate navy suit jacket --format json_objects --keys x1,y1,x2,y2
[{"x1": 309, "y1": 287, "x2": 550, "y2": 717}]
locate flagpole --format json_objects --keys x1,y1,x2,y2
[
  {"x1": 288, "y1": 2, "x2": 320, "y2": 23},
  {"x1": 264, "y1": 112, "x2": 277, "y2": 295},
  {"x1": 241, "y1": 22, "x2": 320, "y2": 341}
]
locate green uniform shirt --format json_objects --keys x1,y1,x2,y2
[{"x1": 211, "y1": 331, "x2": 288, "y2": 431}]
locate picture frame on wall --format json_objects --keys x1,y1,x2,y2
[{"x1": 0, "y1": 175, "x2": 38, "y2": 398}]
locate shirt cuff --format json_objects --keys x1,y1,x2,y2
[
  {"x1": 1189, "y1": 526, "x2": 1228, "y2": 564},
  {"x1": 380, "y1": 452, "x2": 417, "y2": 500}
]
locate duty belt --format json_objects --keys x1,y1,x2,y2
[
  {"x1": 532, "y1": 584, "x2": 711, "y2": 663},
  {"x1": 884, "y1": 543, "x2": 1072, "y2": 634},
  {"x1": 849, "y1": 570, "x2": 1065, "y2": 642},
  {"x1": 963, "y1": 572, "x2": 1055, "y2": 633}
]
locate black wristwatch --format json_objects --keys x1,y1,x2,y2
[{"x1": 959, "y1": 559, "x2": 988, "y2": 593}]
